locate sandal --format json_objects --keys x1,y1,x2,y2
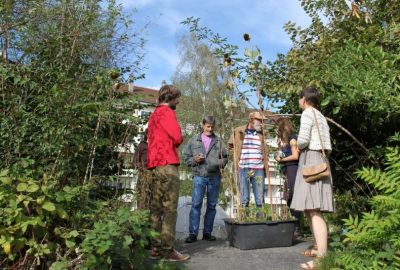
[
  {"x1": 300, "y1": 260, "x2": 315, "y2": 270},
  {"x1": 300, "y1": 258, "x2": 319, "y2": 270},
  {"x1": 301, "y1": 248, "x2": 318, "y2": 257},
  {"x1": 301, "y1": 244, "x2": 318, "y2": 257}
]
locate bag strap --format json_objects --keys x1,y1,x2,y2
[
  {"x1": 303, "y1": 149, "x2": 308, "y2": 165},
  {"x1": 311, "y1": 109, "x2": 326, "y2": 158}
]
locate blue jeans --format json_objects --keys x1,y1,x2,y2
[
  {"x1": 239, "y1": 168, "x2": 265, "y2": 207},
  {"x1": 189, "y1": 175, "x2": 221, "y2": 236}
]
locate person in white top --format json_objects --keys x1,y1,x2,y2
[{"x1": 290, "y1": 86, "x2": 334, "y2": 270}]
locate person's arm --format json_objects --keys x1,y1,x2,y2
[
  {"x1": 277, "y1": 139, "x2": 299, "y2": 162},
  {"x1": 183, "y1": 139, "x2": 196, "y2": 167},
  {"x1": 297, "y1": 110, "x2": 313, "y2": 150},
  {"x1": 183, "y1": 138, "x2": 204, "y2": 166},
  {"x1": 159, "y1": 109, "x2": 182, "y2": 147}
]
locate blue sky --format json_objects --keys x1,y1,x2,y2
[{"x1": 119, "y1": 0, "x2": 311, "y2": 97}]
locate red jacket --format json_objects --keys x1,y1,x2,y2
[{"x1": 147, "y1": 105, "x2": 182, "y2": 169}]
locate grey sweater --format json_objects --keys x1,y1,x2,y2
[{"x1": 183, "y1": 134, "x2": 228, "y2": 177}]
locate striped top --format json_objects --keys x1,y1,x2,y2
[
  {"x1": 239, "y1": 129, "x2": 264, "y2": 169},
  {"x1": 298, "y1": 108, "x2": 332, "y2": 152}
]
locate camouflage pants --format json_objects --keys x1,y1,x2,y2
[
  {"x1": 136, "y1": 170, "x2": 153, "y2": 210},
  {"x1": 150, "y1": 165, "x2": 180, "y2": 254}
]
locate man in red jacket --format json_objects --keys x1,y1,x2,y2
[{"x1": 147, "y1": 84, "x2": 190, "y2": 261}]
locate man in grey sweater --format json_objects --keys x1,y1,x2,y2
[{"x1": 183, "y1": 116, "x2": 228, "y2": 243}]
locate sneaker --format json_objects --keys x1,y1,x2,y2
[
  {"x1": 185, "y1": 234, "x2": 197, "y2": 243},
  {"x1": 164, "y1": 249, "x2": 190, "y2": 262},
  {"x1": 149, "y1": 248, "x2": 160, "y2": 260},
  {"x1": 202, "y1": 234, "x2": 216, "y2": 241}
]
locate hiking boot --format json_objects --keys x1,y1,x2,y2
[
  {"x1": 185, "y1": 234, "x2": 197, "y2": 243},
  {"x1": 149, "y1": 248, "x2": 160, "y2": 260},
  {"x1": 164, "y1": 249, "x2": 190, "y2": 262},
  {"x1": 202, "y1": 234, "x2": 216, "y2": 241}
]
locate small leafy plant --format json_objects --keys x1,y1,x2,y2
[
  {"x1": 0, "y1": 160, "x2": 85, "y2": 265},
  {"x1": 319, "y1": 134, "x2": 400, "y2": 270},
  {"x1": 80, "y1": 208, "x2": 156, "y2": 270}
]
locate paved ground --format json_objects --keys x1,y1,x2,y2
[{"x1": 172, "y1": 238, "x2": 312, "y2": 270}]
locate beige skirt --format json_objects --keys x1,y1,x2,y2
[{"x1": 290, "y1": 150, "x2": 334, "y2": 212}]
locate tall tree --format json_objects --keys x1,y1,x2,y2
[
  {"x1": 181, "y1": 0, "x2": 399, "y2": 215},
  {"x1": 262, "y1": 0, "x2": 400, "y2": 195},
  {"x1": 0, "y1": 0, "x2": 146, "y2": 182},
  {"x1": 173, "y1": 34, "x2": 237, "y2": 141},
  {"x1": 0, "y1": 1, "x2": 152, "y2": 268}
]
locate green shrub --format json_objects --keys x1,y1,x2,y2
[
  {"x1": 0, "y1": 0, "x2": 149, "y2": 268},
  {"x1": 329, "y1": 191, "x2": 369, "y2": 226},
  {"x1": 320, "y1": 135, "x2": 400, "y2": 269},
  {"x1": 0, "y1": 161, "x2": 88, "y2": 267},
  {"x1": 323, "y1": 189, "x2": 370, "y2": 235},
  {"x1": 80, "y1": 208, "x2": 155, "y2": 270},
  {"x1": 0, "y1": 160, "x2": 159, "y2": 269}
]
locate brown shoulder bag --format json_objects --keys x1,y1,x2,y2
[{"x1": 302, "y1": 109, "x2": 331, "y2": 183}]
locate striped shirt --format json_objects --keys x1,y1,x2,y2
[
  {"x1": 298, "y1": 108, "x2": 332, "y2": 151},
  {"x1": 239, "y1": 129, "x2": 264, "y2": 169}
]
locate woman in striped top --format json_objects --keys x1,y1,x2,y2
[{"x1": 290, "y1": 87, "x2": 334, "y2": 270}]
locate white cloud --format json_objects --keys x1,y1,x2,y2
[
  {"x1": 138, "y1": 43, "x2": 180, "y2": 86},
  {"x1": 153, "y1": 8, "x2": 186, "y2": 35},
  {"x1": 124, "y1": 0, "x2": 312, "y2": 88},
  {"x1": 167, "y1": 10, "x2": 188, "y2": 33}
]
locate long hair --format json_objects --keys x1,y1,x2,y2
[{"x1": 276, "y1": 118, "x2": 293, "y2": 147}]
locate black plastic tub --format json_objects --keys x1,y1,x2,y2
[{"x1": 224, "y1": 218, "x2": 296, "y2": 250}]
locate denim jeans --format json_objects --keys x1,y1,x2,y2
[
  {"x1": 239, "y1": 168, "x2": 265, "y2": 207},
  {"x1": 189, "y1": 175, "x2": 221, "y2": 237}
]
